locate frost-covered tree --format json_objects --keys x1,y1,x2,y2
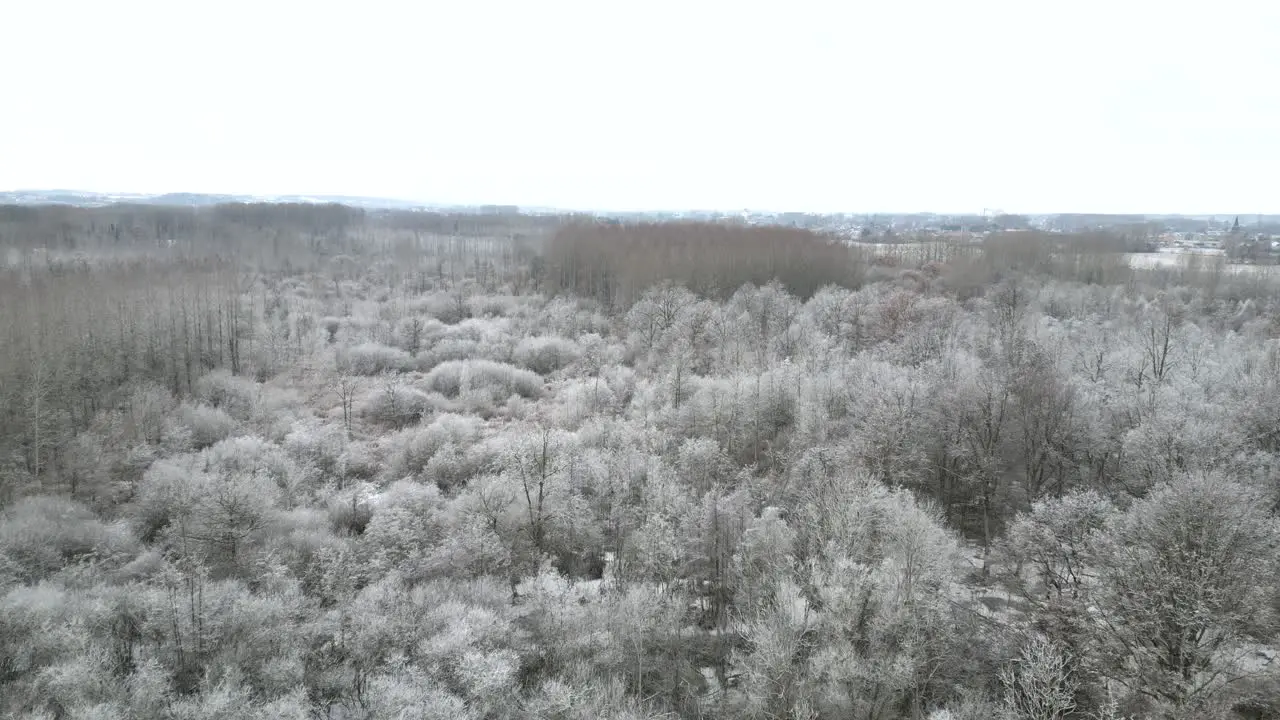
[
  {"x1": 1000, "y1": 635, "x2": 1078, "y2": 720},
  {"x1": 1089, "y1": 473, "x2": 1280, "y2": 711},
  {"x1": 1004, "y1": 490, "x2": 1114, "y2": 603},
  {"x1": 729, "y1": 467, "x2": 962, "y2": 719}
]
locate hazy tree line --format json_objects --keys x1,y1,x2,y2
[
  {"x1": 2, "y1": 204, "x2": 1280, "y2": 719},
  {"x1": 545, "y1": 222, "x2": 868, "y2": 307}
]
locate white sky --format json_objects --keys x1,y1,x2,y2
[{"x1": 2, "y1": 0, "x2": 1278, "y2": 214}]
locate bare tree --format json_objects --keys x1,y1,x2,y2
[
  {"x1": 1137, "y1": 300, "x2": 1180, "y2": 386},
  {"x1": 1000, "y1": 635, "x2": 1078, "y2": 720},
  {"x1": 332, "y1": 375, "x2": 361, "y2": 442}
]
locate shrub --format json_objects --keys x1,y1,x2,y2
[
  {"x1": 337, "y1": 342, "x2": 412, "y2": 376},
  {"x1": 424, "y1": 360, "x2": 543, "y2": 405},
  {"x1": 421, "y1": 442, "x2": 483, "y2": 492},
  {"x1": 203, "y1": 435, "x2": 299, "y2": 501},
  {"x1": 432, "y1": 317, "x2": 514, "y2": 345},
  {"x1": 119, "y1": 381, "x2": 175, "y2": 445},
  {"x1": 549, "y1": 377, "x2": 622, "y2": 427},
  {"x1": 421, "y1": 515, "x2": 512, "y2": 580},
  {"x1": 320, "y1": 316, "x2": 342, "y2": 343},
  {"x1": 525, "y1": 296, "x2": 612, "y2": 338},
  {"x1": 283, "y1": 421, "x2": 348, "y2": 477},
  {"x1": 134, "y1": 453, "x2": 281, "y2": 566},
  {"x1": 194, "y1": 370, "x2": 260, "y2": 421},
  {"x1": 170, "y1": 402, "x2": 238, "y2": 450},
  {"x1": 261, "y1": 506, "x2": 339, "y2": 574},
  {"x1": 361, "y1": 479, "x2": 447, "y2": 572},
  {"x1": 414, "y1": 339, "x2": 483, "y2": 371},
  {"x1": 133, "y1": 456, "x2": 201, "y2": 543},
  {"x1": 409, "y1": 291, "x2": 471, "y2": 324},
  {"x1": 512, "y1": 335, "x2": 581, "y2": 375},
  {"x1": 0, "y1": 496, "x2": 138, "y2": 584},
  {"x1": 326, "y1": 494, "x2": 373, "y2": 537},
  {"x1": 339, "y1": 442, "x2": 380, "y2": 481},
  {"x1": 360, "y1": 383, "x2": 431, "y2": 428},
  {"x1": 384, "y1": 414, "x2": 483, "y2": 481},
  {"x1": 394, "y1": 315, "x2": 436, "y2": 354},
  {"x1": 467, "y1": 294, "x2": 527, "y2": 318}
]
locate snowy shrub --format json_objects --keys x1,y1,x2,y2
[
  {"x1": 409, "y1": 291, "x2": 470, "y2": 324},
  {"x1": 420, "y1": 515, "x2": 512, "y2": 580},
  {"x1": 406, "y1": 293, "x2": 446, "y2": 315},
  {"x1": 194, "y1": 370, "x2": 259, "y2": 421},
  {"x1": 0, "y1": 496, "x2": 138, "y2": 584},
  {"x1": 423, "y1": 439, "x2": 486, "y2": 492},
  {"x1": 253, "y1": 386, "x2": 306, "y2": 441},
  {"x1": 415, "y1": 338, "x2": 484, "y2": 371},
  {"x1": 364, "y1": 668, "x2": 469, "y2": 720},
  {"x1": 383, "y1": 428, "x2": 435, "y2": 482},
  {"x1": 320, "y1": 316, "x2": 342, "y2": 343},
  {"x1": 325, "y1": 494, "x2": 373, "y2": 536},
  {"x1": 548, "y1": 378, "x2": 620, "y2": 427},
  {"x1": 360, "y1": 383, "x2": 431, "y2": 428},
  {"x1": 384, "y1": 414, "x2": 483, "y2": 482},
  {"x1": 169, "y1": 402, "x2": 238, "y2": 450},
  {"x1": 623, "y1": 282, "x2": 701, "y2": 360},
  {"x1": 881, "y1": 295, "x2": 961, "y2": 366},
  {"x1": 361, "y1": 479, "x2": 447, "y2": 572},
  {"x1": 430, "y1": 317, "x2": 514, "y2": 346},
  {"x1": 261, "y1": 506, "x2": 342, "y2": 579},
  {"x1": 675, "y1": 437, "x2": 733, "y2": 492},
  {"x1": 412, "y1": 317, "x2": 516, "y2": 370},
  {"x1": 340, "y1": 308, "x2": 383, "y2": 344},
  {"x1": 132, "y1": 456, "x2": 200, "y2": 542},
  {"x1": 395, "y1": 315, "x2": 441, "y2": 354},
  {"x1": 424, "y1": 360, "x2": 543, "y2": 404},
  {"x1": 467, "y1": 294, "x2": 526, "y2": 318},
  {"x1": 670, "y1": 370, "x2": 798, "y2": 467},
  {"x1": 120, "y1": 381, "x2": 175, "y2": 445},
  {"x1": 134, "y1": 452, "x2": 282, "y2": 565},
  {"x1": 339, "y1": 441, "x2": 380, "y2": 481},
  {"x1": 112, "y1": 548, "x2": 165, "y2": 585},
  {"x1": 139, "y1": 438, "x2": 291, "y2": 517},
  {"x1": 283, "y1": 421, "x2": 348, "y2": 477},
  {"x1": 529, "y1": 296, "x2": 612, "y2": 338},
  {"x1": 513, "y1": 335, "x2": 581, "y2": 375},
  {"x1": 601, "y1": 364, "x2": 638, "y2": 405},
  {"x1": 337, "y1": 342, "x2": 412, "y2": 375},
  {"x1": 203, "y1": 435, "x2": 299, "y2": 502}
]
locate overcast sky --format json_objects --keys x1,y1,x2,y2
[{"x1": 3, "y1": 0, "x2": 1277, "y2": 214}]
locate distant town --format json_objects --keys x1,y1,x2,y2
[{"x1": 604, "y1": 209, "x2": 1280, "y2": 261}]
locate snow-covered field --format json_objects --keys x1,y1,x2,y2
[
  {"x1": 1126, "y1": 250, "x2": 1280, "y2": 276},
  {"x1": 848, "y1": 240, "x2": 1280, "y2": 279}
]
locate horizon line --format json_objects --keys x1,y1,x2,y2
[{"x1": 2, "y1": 188, "x2": 1277, "y2": 219}]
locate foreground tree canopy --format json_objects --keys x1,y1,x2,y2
[{"x1": 2, "y1": 204, "x2": 1280, "y2": 719}]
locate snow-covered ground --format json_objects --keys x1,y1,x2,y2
[{"x1": 1126, "y1": 250, "x2": 1280, "y2": 276}]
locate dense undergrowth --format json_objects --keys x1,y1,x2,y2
[{"x1": 2, "y1": 205, "x2": 1280, "y2": 719}]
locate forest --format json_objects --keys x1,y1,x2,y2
[{"x1": 2, "y1": 202, "x2": 1279, "y2": 720}]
